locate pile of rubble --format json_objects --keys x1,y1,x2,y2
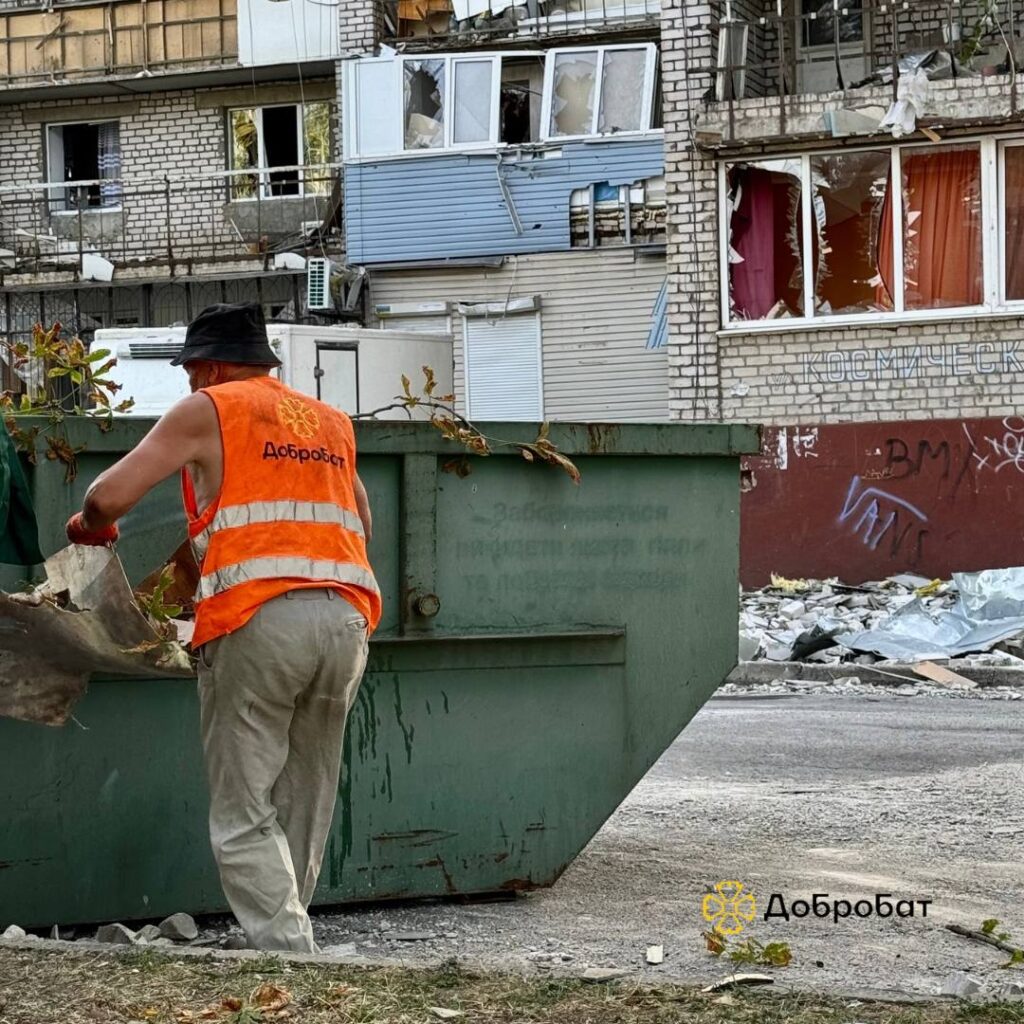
[
  {"x1": 740, "y1": 571, "x2": 1024, "y2": 667},
  {"x1": 0, "y1": 913, "x2": 248, "y2": 949}
]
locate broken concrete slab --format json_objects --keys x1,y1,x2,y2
[
  {"x1": 137, "y1": 924, "x2": 162, "y2": 942},
  {"x1": 581, "y1": 967, "x2": 627, "y2": 983},
  {"x1": 645, "y1": 944, "x2": 664, "y2": 965},
  {"x1": 95, "y1": 923, "x2": 136, "y2": 945},
  {"x1": 159, "y1": 913, "x2": 199, "y2": 942},
  {"x1": 940, "y1": 971, "x2": 984, "y2": 998}
]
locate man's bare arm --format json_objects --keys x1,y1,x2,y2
[
  {"x1": 354, "y1": 473, "x2": 372, "y2": 544},
  {"x1": 81, "y1": 393, "x2": 217, "y2": 531}
]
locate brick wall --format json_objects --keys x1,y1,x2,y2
[{"x1": 0, "y1": 80, "x2": 337, "y2": 274}]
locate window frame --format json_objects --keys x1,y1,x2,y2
[
  {"x1": 343, "y1": 46, "x2": 661, "y2": 161},
  {"x1": 717, "y1": 135, "x2": 1012, "y2": 333},
  {"x1": 402, "y1": 54, "x2": 503, "y2": 152},
  {"x1": 226, "y1": 101, "x2": 332, "y2": 201},
  {"x1": 539, "y1": 43, "x2": 657, "y2": 142},
  {"x1": 45, "y1": 118, "x2": 123, "y2": 214}
]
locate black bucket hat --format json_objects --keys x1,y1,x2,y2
[{"x1": 170, "y1": 302, "x2": 282, "y2": 367}]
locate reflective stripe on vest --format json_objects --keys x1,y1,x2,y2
[
  {"x1": 191, "y1": 500, "x2": 365, "y2": 561},
  {"x1": 198, "y1": 556, "x2": 380, "y2": 601}
]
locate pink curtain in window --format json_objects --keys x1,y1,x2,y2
[
  {"x1": 729, "y1": 168, "x2": 777, "y2": 319},
  {"x1": 876, "y1": 148, "x2": 982, "y2": 309},
  {"x1": 1005, "y1": 149, "x2": 1024, "y2": 300}
]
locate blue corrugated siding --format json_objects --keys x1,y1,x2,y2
[
  {"x1": 646, "y1": 278, "x2": 668, "y2": 350},
  {"x1": 344, "y1": 137, "x2": 664, "y2": 264}
]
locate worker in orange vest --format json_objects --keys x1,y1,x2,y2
[{"x1": 66, "y1": 302, "x2": 381, "y2": 953}]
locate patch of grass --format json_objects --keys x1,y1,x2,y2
[{"x1": 0, "y1": 946, "x2": 1022, "y2": 1024}]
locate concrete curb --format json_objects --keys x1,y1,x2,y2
[{"x1": 725, "y1": 662, "x2": 1024, "y2": 689}]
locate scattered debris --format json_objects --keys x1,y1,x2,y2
[
  {"x1": 939, "y1": 971, "x2": 984, "y2": 999},
  {"x1": 740, "y1": 570, "x2": 1024, "y2": 670},
  {"x1": 703, "y1": 973, "x2": 774, "y2": 992},
  {"x1": 393, "y1": 931, "x2": 436, "y2": 942},
  {"x1": 581, "y1": 967, "x2": 628, "y2": 983},
  {"x1": 947, "y1": 921, "x2": 1024, "y2": 966},
  {"x1": 159, "y1": 913, "x2": 199, "y2": 942},
  {"x1": 913, "y1": 661, "x2": 977, "y2": 690},
  {"x1": 646, "y1": 944, "x2": 665, "y2": 965},
  {"x1": 95, "y1": 923, "x2": 136, "y2": 945},
  {"x1": 429, "y1": 1008, "x2": 465, "y2": 1020}
]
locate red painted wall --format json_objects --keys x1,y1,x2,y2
[{"x1": 739, "y1": 417, "x2": 1024, "y2": 587}]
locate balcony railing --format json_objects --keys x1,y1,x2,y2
[
  {"x1": 0, "y1": 0, "x2": 238, "y2": 87},
  {"x1": 702, "y1": 0, "x2": 1022, "y2": 106},
  {"x1": 0, "y1": 164, "x2": 343, "y2": 278},
  {"x1": 377, "y1": 0, "x2": 659, "y2": 47}
]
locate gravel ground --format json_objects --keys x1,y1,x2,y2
[{"x1": 303, "y1": 691, "x2": 1024, "y2": 998}]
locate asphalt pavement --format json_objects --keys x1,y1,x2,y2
[{"x1": 316, "y1": 693, "x2": 1024, "y2": 996}]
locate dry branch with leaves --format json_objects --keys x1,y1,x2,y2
[{"x1": 356, "y1": 366, "x2": 581, "y2": 484}]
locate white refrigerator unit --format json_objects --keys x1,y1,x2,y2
[{"x1": 94, "y1": 324, "x2": 454, "y2": 419}]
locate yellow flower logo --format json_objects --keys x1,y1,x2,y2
[
  {"x1": 702, "y1": 881, "x2": 757, "y2": 936},
  {"x1": 278, "y1": 397, "x2": 320, "y2": 440}
]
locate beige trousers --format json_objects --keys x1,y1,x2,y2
[{"x1": 197, "y1": 589, "x2": 369, "y2": 952}]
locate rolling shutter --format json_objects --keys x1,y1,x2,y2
[{"x1": 464, "y1": 312, "x2": 542, "y2": 421}]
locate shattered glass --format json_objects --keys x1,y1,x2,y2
[
  {"x1": 598, "y1": 48, "x2": 646, "y2": 133},
  {"x1": 453, "y1": 60, "x2": 494, "y2": 144},
  {"x1": 549, "y1": 50, "x2": 597, "y2": 137},
  {"x1": 404, "y1": 59, "x2": 446, "y2": 150},
  {"x1": 810, "y1": 150, "x2": 891, "y2": 316},
  {"x1": 230, "y1": 108, "x2": 259, "y2": 199}
]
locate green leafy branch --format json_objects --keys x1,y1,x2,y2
[
  {"x1": 703, "y1": 931, "x2": 793, "y2": 968},
  {"x1": 1, "y1": 321, "x2": 135, "y2": 481},
  {"x1": 354, "y1": 366, "x2": 581, "y2": 485}
]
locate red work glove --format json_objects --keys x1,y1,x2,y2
[{"x1": 66, "y1": 512, "x2": 119, "y2": 547}]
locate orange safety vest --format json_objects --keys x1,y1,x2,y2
[{"x1": 182, "y1": 376, "x2": 381, "y2": 649}]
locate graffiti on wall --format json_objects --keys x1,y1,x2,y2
[{"x1": 742, "y1": 417, "x2": 1024, "y2": 587}]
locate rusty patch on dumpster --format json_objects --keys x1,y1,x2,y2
[
  {"x1": 419, "y1": 856, "x2": 457, "y2": 894},
  {"x1": 373, "y1": 829, "x2": 457, "y2": 847},
  {"x1": 586, "y1": 424, "x2": 621, "y2": 454}
]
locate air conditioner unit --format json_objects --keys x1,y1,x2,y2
[{"x1": 307, "y1": 257, "x2": 333, "y2": 311}]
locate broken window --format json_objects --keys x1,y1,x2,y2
[
  {"x1": 544, "y1": 44, "x2": 656, "y2": 139},
  {"x1": 46, "y1": 120, "x2": 121, "y2": 212},
  {"x1": 569, "y1": 175, "x2": 666, "y2": 247},
  {"x1": 726, "y1": 160, "x2": 805, "y2": 320},
  {"x1": 809, "y1": 151, "x2": 891, "y2": 316},
  {"x1": 548, "y1": 50, "x2": 597, "y2": 136},
  {"x1": 720, "y1": 142, "x2": 1004, "y2": 327},
  {"x1": 500, "y1": 57, "x2": 543, "y2": 144},
  {"x1": 598, "y1": 48, "x2": 647, "y2": 133},
  {"x1": 344, "y1": 47, "x2": 657, "y2": 157},
  {"x1": 228, "y1": 102, "x2": 332, "y2": 200},
  {"x1": 404, "y1": 59, "x2": 446, "y2": 150}
]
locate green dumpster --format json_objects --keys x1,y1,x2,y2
[{"x1": 0, "y1": 417, "x2": 758, "y2": 927}]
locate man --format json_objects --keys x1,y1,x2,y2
[{"x1": 66, "y1": 302, "x2": 381, "y2": 953}]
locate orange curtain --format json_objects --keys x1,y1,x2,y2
[{"x1": 876, "y1": 147, "x2": 982, "y2": 309}]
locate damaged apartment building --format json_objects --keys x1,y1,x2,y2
[
  {"x1": 663, "y1": 0, "x2": 1024, "y2": 425},
  {"x1": 661, "y1": 0, "x2": 1024, "y2": 585},
  {"x1": 341, "y1": 0, "x2": 668, "y2": 420},
  {"x1": 0, "y1": 0, "x2": 363, "y2": 393}
]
